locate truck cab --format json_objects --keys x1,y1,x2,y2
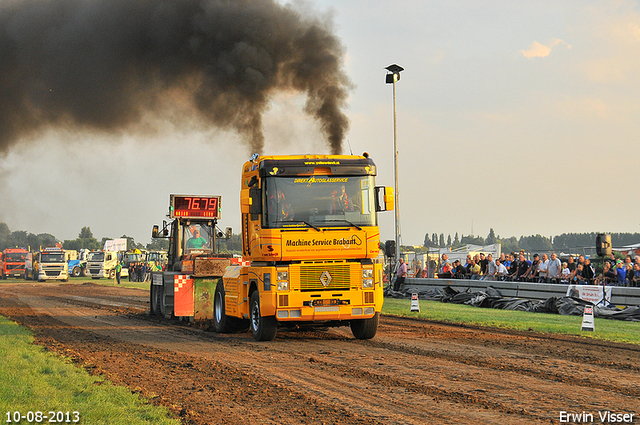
[
  {"x1": 1, "y1": 248, "x2": 29, "y2": 279},
  {"x1": 85, "y1": 251, "x2": 119, "y2": 279},
  {"x1": 37, "y1": 247, "x2": 69, "y2": 282},
  {"x1": 217, "y1": 153, "x2": 394, "y2": 340}
]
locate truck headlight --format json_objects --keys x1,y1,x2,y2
[
  {"x1": 277, "y1": 270, "x2": 289, "y2": 291},
  {"x1": 362, "y1": 268, "x2": 374, "y2": 288}
]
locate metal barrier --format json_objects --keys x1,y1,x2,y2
[{"x1": 402, "y1": 277, "x2": 640, "y2": 307}]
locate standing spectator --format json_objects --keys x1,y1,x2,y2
[
  {"x1": 507, "y1": 254, "x2": 518, "y2": 278},
  {"x1": 547, "y1": 253, "x2": 562, "y2": 282},
  {"x1": 439, "y1": 254, "x2": 452, "y2": 278},
  {"x1": 114, "y1": 261, "x2": 122, "y2": 285},
  {"x1": 631, "y1": 263, "x2": 640, "y2": 287},
  {"x1": 538, "y1": 254, "x2": 549, "y2": 282},
  {"x1": 414, "y1": 260, "x2": 423, "y2": 278},
  {"x1": 515, "y1": 254, "x2": 531, "y2": 281},
  {"x1": 484, "y1": 254, "x2": 496, "y2": 280},
  {"x1": 624, "y1": 263, "x2": 634, "y2": 286},
  {"x1": 504, "y1": 253, "x2": 513, "y2": 269},
  {"x1": 566, "y1": 256, "x2": 576, "y2": 272},
  {"x1": 561, "y1": 262, "x2": 571, "y2": 283},
  {"x1": 583, "y1": 258, "x2": 595, "y2": 284},
  {"x1": 601, "y1": 261, "x2": 617, "y2": 284},
  {"x1": 524, "y1": 254, "x2": 540, "y2": 281},
  {"x1": 394, "y1": 258, "x2": 407, "y2": 291},
  {"x1": 577, "y1": 255, "x2": 586, "y2": 270},
  {"x1": 614, "y1": 260, "x2": 626, "y2": 286},
  {"x1": 479, "y1": 253, "x2": 489, "y2": 276}
]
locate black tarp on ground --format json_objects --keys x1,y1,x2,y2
[{"x1": 384, "y1": 285, "x2": 640, "y2": 322}]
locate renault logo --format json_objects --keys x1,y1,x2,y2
[{"x1": 320, "y1": 271, "x2": 332, "y2": 287}]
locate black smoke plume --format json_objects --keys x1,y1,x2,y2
[{"x1": 0, "y1": 0, "x2": 351, "y2": 154}]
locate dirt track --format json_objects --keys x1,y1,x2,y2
[{"x1": 0, "y1": 282, "x2": 638, "y2": 425}]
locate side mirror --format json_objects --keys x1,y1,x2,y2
[{"x1": 375, "y1": 186, "x2": 395, "y2": 212}]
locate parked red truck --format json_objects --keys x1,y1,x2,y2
[{"x1": 1, "y1": 248, "x2": 29, "y2": 279}]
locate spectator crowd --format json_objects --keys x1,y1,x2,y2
[{"x1": 412, "y1": 251, "x2": 640, "y2": 287}]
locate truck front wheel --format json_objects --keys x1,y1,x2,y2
[
  {"x1": 213, "y1": 281, "x2": 230, "y2": 333},
  {"x1": 72, "y1": 267, "x2": 81, "y2": 277},
  {"x1": 214, "y1": 281, "x2": 248, "y2": 333},
  {"x1": 350, "y1": 312, "x2": 380, "y2": 340},
  {"x1": 249, "y1": 291, "x2": 277, "y2": 341}
]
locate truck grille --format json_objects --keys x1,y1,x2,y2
[{"x1": 293, "y1": 263, "x2": 357, "y2": 292}]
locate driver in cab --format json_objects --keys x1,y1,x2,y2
[
  {"x1": 185, "y1": 229, "x2": 208, "y2": 250},
  {"x1": 330, "y1": 184, "x2": 353, "y2": 214}
]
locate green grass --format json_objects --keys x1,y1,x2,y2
[
  {"x1": 382, "y1": 297, "x2": 640, "y2": 345},
  {"x1": 0, "y1": 316, "x2": 179, "y2": 425}
]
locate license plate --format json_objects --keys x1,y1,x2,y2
[{"x1": 312, "y1": 299, "x2": 341, "y2": 307}]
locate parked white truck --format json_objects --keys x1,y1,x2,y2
[
  {"x1": 85, "y1": 251, "x2": 120, "y2": 279},
  {"x1": 38, "y1": 247, "x2": 69, "y2": 282}
]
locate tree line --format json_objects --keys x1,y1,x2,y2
[
  {"x1": 0, "y1": 222, "x2": 156, "y2": 252},
  {"x1": 0, "y1": 222, "x2": 242, "y2": 253},
  {"x1": 415, "y1": 229, "x2": 640, "y2": 254}
]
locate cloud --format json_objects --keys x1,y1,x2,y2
[{"x1": 520, "y1": 38, "x2": 571, "y2": 59}]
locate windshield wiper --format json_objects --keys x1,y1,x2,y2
[
  {"x1": 325, "y1": 219, "x2": 362, "y2": 231},
  {"x1": 280, "y1": 220, "x2": 322, "y2": 232}
]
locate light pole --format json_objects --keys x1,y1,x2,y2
[{"x1": 385, "y1": 64, "x2": 403, "y2": 260}]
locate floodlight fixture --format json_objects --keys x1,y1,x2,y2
[{"x1": 385, "y1": 64, "x2": 404, "y2": 84}]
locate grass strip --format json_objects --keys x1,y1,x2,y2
[
  {"x1": 382, "y1": 297, "x2": 640, "y2": 345},
  {"x1": 0, "y1": 316, "x2": 179, "y2": 425}
]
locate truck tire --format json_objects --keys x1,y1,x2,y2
[
  {"x1": 213, "y1": 281, "x2": 230, "y2": 332},
  {"x1": 212, "y1": 280, "x2": 248, "y2": 333},
  {"x1": 350, "y1": 312, "x2": 380, "y2": 340},
  {"x1": 82, "y1": 268, "x2": 90, "y2": 277},
  {"x1": 72, "y1": 267, "x2": 81, "y2": 278},
  {"x1": 249, "y1": 291, "x2": 277, "y2": 341}
]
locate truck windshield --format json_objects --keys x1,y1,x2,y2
[
  {"x1": 87, "y1": 252, "x2": 104, "y2": 262},
  {"x1": 41, "y1": 253, "x2": 64, "y2": 263},
  {"x1": 183, "y1": 224, "x2": 213, "y2": 254},
  {"x1": 126, "y1": 253, "x2": 145, "y2": 263},
  {"x1": 5, "y1": 253, "x2": 27, "y2": 262},
  {"x1": 264, "y1": 176, "x2": 376, "y2": 229}
]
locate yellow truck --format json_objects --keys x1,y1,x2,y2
[
  {"x1": 219, "y1": 153, "x2": 393, "y2": 340},
  {"x1": 150, "y1": 153, "x2": 393, "y2": 341}
]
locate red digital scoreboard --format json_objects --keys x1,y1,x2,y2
[{"x1": 169, "y1": 195, "x2": 221, "y2": 219}]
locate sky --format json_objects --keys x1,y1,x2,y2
[{"x1": 1, "y1": 0, "x2": 640, "y2": 248}]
